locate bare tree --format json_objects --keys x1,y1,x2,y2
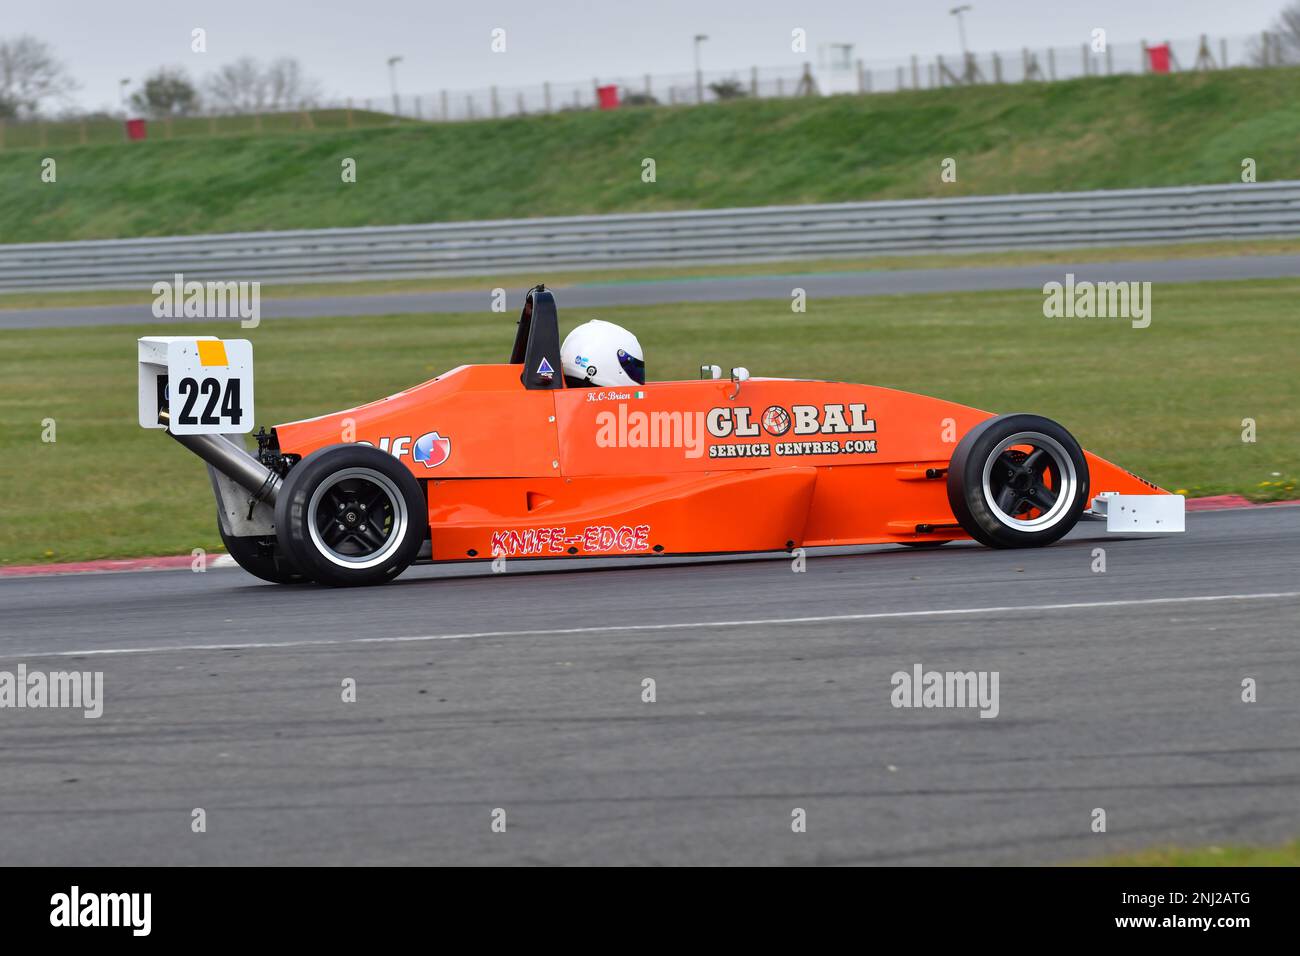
[
  {"x1": 204, "y1": 56, "x2": 321, "y2": 113},
  {"x1": 1249, "y1": 1, "x2": 1300, "y2": 64},
  {"x1": 265, "y1": 58, "x2": 321, "y2": 109},
  {"x1": 204, "y1": 56, "x2": 268, "y2": 112},
  {"x1": 0, "y1": 35, "x2": 78, "y2": 118}
]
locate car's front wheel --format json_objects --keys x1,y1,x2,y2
[
  {"x1": 947, "y1": 413, "x2": 1089, "y2": 549},
  {"x1": 275, "y1": 444, "x2": 426, "y2": 587}
]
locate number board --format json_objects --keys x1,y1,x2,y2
[{"x1": 166, "y1": 338, "x2": 255, "y2": 435}]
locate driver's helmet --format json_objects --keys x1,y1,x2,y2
[{"x1": 560, "y1": 319, "x2": 645, "y2": 388}]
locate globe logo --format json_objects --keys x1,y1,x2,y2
[{"x1": 761, "y1": 406, "x2": 791, "y2": 436}]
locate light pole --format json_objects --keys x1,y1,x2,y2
[
  {"x1": 949, "y1": 5, "x2": 972, "y2": 57},
  {"x1": 693, "y1": 34, "x2": 709, "y2": 103},
  {"x1": 949, "y1": 5, "x2": 973, "y2": 82},
  {"x1": 387, "y1": 56, "x2": 404, "y2": 116}
]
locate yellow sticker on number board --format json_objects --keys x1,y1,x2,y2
[{"x1": 197, "y1": 340, "x2": 228, "y2": 367}]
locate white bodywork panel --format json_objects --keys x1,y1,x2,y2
[{"x1": 1090, "y1": 493, "x2": 1186, "y2": 533}]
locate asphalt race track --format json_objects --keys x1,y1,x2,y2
[
  {"x1": 4, "y1": 254, "x2": 1299, "y2": 329},
  {"x1": 1, "y1": 506, "x2": 1296, "y2": 865}
]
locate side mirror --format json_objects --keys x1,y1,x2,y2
[
  {"x1": 729, "y1": 366, "x2": 749, "y2": 400},
  {"x1": 700, "y1": 364, "x2": 722, "y2": 380}
]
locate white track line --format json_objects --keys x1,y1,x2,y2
[{"x1": 6, "y1": 591, "x2": 1298, "y2": 661}]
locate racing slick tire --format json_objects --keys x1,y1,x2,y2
[
  {"x1": 275, "y1": 444, "x2": 426, "y2": 587},
  {"x1": 947, "y1": 413, "x2": 1089, "y2": 549},
  {"x1": 218, "y1": 520, "x2": 309, "y2": 585}
]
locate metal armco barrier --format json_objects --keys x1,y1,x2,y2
[{"x1": 1, "y1": 181, "x2": 1297, "y2": 291}]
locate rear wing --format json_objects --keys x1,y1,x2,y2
[{"x1": 138, "y1": 336, "x2": 255, "y2": 434}]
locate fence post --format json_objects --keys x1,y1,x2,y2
[
  {"x1": 896, "y1": 65, "x2": 903, "y2": 91},
  {"x1": 856, "y1": 58, "x2": 865, "y2": 93},
  {"x1": 911, "y1": 54, "x2": 919, "y2": 88},
  {"x1": 646, "y1": 73, "x2": 653, "y2": 98},
  {"x1": 491, "y1": 86, "x2": 499, "y2": 117},
  {"x1": 992, "y1": 52, "x2": 1002, "y2": 83},
  {"x1": 440, "y1": 90, "x2": 448, "y2": 120},
  {"x1": 928, "y1": 62, "x2": 935, "y2": 88},
  {"x1": 466, "y1": 95, "x2": 474, "y2": 120},
  {"x1": 79, "y1": 119, "x2": 87, "y2": 145},
  {"x1": 751, "y1": 66, "x2": 758, "y2": 97},
  {"x1": 1106, "y1": 44, "x2": 1113, "y2": 74},
  {"x1": 1220, "y1": 38, "x2": 1228, "y2": 69},
  {"x1": 1082, "y1": 43, "x2": 1089, "y2": 76},
  {"x1": 1047, "y1": 47, "x2": 1056, "y2": 80},
  {"x1": 1141, "y1": 40, "x2": 1149, "y2": 72},
  {"x1": 414, "y1": 95, "x2": 422, "y2": 119},
  {"x1": 543, "y1": 82, "x2": 551, "y2": 113},
  {"x1": 797, "y1": 62, "x2": 816, "y2": 96}
]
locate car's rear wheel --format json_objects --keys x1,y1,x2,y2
[
  {"x1": 947, "y1": 413, "x2": 1089, "y2": 549},
  {"x1": 275, "y1": 444, "x2": 426, "y2": 587},
  {"x1": 218, "y1": 520, "x2": 308, "y2": 584}
]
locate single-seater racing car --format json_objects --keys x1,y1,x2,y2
[{"x1": 136, "y1": 286, "x2": 1183, "y2": 586}]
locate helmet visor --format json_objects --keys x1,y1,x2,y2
[{"x1": 617, "y1": 349, "x2": 645, "y2": 385}]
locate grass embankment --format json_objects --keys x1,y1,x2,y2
[
  {"x1": 2, "y1": 67, "x2": 1299, "y2": 243},
  {"x1": 1, "y1": 279, "x2": 1295, "y2": 564}
]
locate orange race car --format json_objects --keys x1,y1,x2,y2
[{"x1": 137, "y1": 285, "x2": 1184, "y2": 586}]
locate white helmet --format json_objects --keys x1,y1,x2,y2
[{"x1": 560, "y1": 319, "x2": 645, "y2": 388}]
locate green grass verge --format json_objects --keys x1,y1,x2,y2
[
  {"x1": 2, "y1": 278, "x2": 1296, "y2": 564},
  {"x1": 3, "y1": 236, "x2": 1299, "y2": 311},
  {"x1": 3, "y1": 67, "x2": 1300, "y2": 243},
  {"x1": 1086, "y1": 840, "x2": 1300, "y2": 866}
]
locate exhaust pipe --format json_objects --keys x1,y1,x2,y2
[{"x1": 158, "y1": 408, "x2": 282, "y2": 505}]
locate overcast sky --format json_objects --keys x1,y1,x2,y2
[{"x1": 13, "y1": 0, "x2": 1291, "y2": 112}]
